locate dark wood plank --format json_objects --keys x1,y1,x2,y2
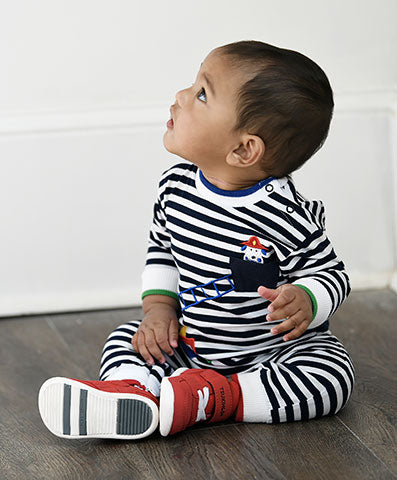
[
  {"x1": 136, "y1": 423, "x2": 287, "y2": 480},
  {"x1": 331, "y1": 288, "x2": 397, "y2": 472},
  {"x1": 133, "y1": 414, "x2": 395, "y2": 480},
  {"x1": 0, "y1": 289, "x2": 396, "y2": 479},
  {"x1": 235, "y1": 418, "x2": 395, "y2": 480},
  {"x1": 0, "y1": 315, "x2": 158, "y2": 480}
]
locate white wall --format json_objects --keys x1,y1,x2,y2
[
  {"x1": 390, "y1": 99, "x2": 397, "y2": 292},
  {"x1": 0, "y1": 0, "x2": 396, "y2": 316}
]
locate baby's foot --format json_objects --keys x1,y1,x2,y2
[
  {"x1": 38, "y1": 377, "x2": 158, "y2": 439},
  {"x1": 159, "y1": 367, "x2": 241, "y2": 436}
]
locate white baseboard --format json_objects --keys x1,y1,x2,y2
[
  {"x1": 390, "y1": 272, "x2": 397, "y2": 294},
  {"x1": 0, "y1": 289, "x2": 143, "y2": 318},
  {"x1": 0, "y1": 272, "x2": 396, "y2": 318},
  {"x1": 348, "y1": 271, "x2": 395, "y2": 291}
]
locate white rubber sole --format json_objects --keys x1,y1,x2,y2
[
  {"x1": 159, "y1": 367, "x2": 189, "y2": 437},
  {"x1": 38, "y1": 377, "x2": 159, "y2": 440}
]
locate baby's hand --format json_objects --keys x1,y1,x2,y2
[
  {"x1": 132, "y1": 304, "x2": 179, "y2": 365},
  {"x1": 258, "y1": 284, "x2": 313, "y2": 341}
]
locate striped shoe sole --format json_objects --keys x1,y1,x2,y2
[{"x1": 38, "y1": 377, "x2": 158, "y2": 439}]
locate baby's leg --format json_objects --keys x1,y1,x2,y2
[
  {"x1": 38, "y1": 320, "x2": 190, "y2": 440},
  {"x1": 100, "y1": 320, "x2": 191, "y2": 397},
  {"x1": 158, "y1": 332, "x2": 355, "y2": 436},
  {"x1": 236, "y1": 332, "x2": 355, "y2": 423}
]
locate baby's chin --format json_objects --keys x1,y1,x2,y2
[
  {"x1": 163, "y1": 134, "x2": 206, "y2": 167},
  {"x1": 162, "y1": 132, "x2": 174, "y2": 152},
  {"x1": 162, "y1": 135, "x2": 189, "y2": 161},
  {"x1": 162, "y1": 137, "x2": 178, "y2": 156}
]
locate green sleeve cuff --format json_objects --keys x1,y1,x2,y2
[
  {"x1": 294, "y1": 284, "x2": 318, "y2": 321},
  {"x1": 141, "y1": 289, "x2": 179, "y2": 301}
]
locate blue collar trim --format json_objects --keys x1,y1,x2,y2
[{"x1": 199, "y1": 170, "x2": 275, "y2": 197}]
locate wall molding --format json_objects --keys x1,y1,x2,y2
[
  {"x1": 0, "y1": 288, "x2": 143, "y2": 318},
  {"x1": 0, "y1": 105, "x2": 169, "y2": 136},
  {"x1": 349, "y1": 270, "x2": 396, "y2": 292},
  {"x1": 0, "y1": 88, "x2": 396, "y2": 137},
  {"x1": 334, "y1": 87, "x2": 397, "y2": 114},
  {"x1": 0, "y1": 273, "x2": 395, "y2": 318},
  {"x1": 390, "y1": 272, "x2": 397, "y2": 294}
]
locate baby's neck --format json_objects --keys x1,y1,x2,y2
[{"x1": 202, "y1": 170, "x2": 270, "y2": 191}]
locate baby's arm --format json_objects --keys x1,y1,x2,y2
[
  {"x1": 136, "y1": 167, "x2": 181, "y2": 365},
  {"x1": 132, "y1": 294, "x2": 179, "y2": 365},
  {"x1": 258, "y1": 284, "x2": 313, "y2": 341},
  {"x1": 259, "y1": 228, "x2": 350, "y2": 341}
]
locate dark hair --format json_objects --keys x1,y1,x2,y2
[{"x1": 217, "y1": 40, "x2": 334, "y2": 178}]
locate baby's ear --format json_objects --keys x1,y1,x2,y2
[{"x1": 226, "y1": 134, "x2": 265, "y2": 168}]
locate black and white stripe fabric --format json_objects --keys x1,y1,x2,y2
[
  {"x1": 100, "y1": 320, "x2": 173, "y2": 384},
  {"x1": 141, "y1": 162, "x2": 351, "y2": 372},
  {"x1": 236, "y1": 330, "x2": 355, "y2": 422},
  {"x1": 99, "y1": 321, "x2": 355, "y2": 423}
]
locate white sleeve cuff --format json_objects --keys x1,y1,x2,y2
[
  {"x1": 292, "y1": 278, "x2": 333, "y2": 328},
  {"x1": 141, "y1": 265, "x2": 179, "y2": 296}
]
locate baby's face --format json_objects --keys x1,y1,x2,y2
[{"x1": 163, "y1": 49, "x2": 247, "y2": 172}]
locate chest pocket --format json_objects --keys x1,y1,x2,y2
[{"x1": 229, "y1": 256, "x2": 279, "y2": 292}]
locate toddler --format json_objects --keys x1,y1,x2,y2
[{"x1": 38, "y1": 40, "x2": 355, "y2": 439}]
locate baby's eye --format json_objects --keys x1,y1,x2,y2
[
  {"x1": 197, "y1": 87, "x2": 207, "y2": 103},
  {"x1": 191, "y1": 83, "x2": 206, "y2": 103}
]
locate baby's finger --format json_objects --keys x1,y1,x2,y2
[
  {"x1": 145, "y1": 331, "x2": 166, "y2": 364},
  {"x1": 136, "y1": 331, "x2": 154, "y2": 365},
  {"x1": 267, "y1": 308, "x2": 293, "y2": 322},
  {"x1": 132, "y1": 331, "x2": 143, "y2": 353},
  {"x1": 270, "y1": 311, "x2": 302, "y2": 336},
  {"x1": 168, "y1": 319, "x2": 179, "y2": 349},
  {"x1": 131, "y1": 333, "x2": 138, "y2": 352},
  {"x1": 258, "y1": 286, "x2": 279, "y2": 302},
  {"x1": 282, "y1": 321, "x2": 310, "y2": 342},
  {"x1": 267, "y1": 287, "x2": 296, "y2": 314},
  {"x1": 154, "y1": 330, "x2": 174, "y2": 357},
  {"x1": 267, "y1": 302, "x2": 296, "y2": 322}
]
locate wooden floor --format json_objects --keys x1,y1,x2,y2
[{"x1": 0, "y1": 288, "x2": 396, "y2": 480}]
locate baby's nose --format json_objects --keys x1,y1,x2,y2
[{"x1": 175, "y1": 89, "x2": 183, "y2": 103}]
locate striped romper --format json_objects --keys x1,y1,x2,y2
[{"x1": 100, "y1": 162, "x2": 355, "y2": 423}]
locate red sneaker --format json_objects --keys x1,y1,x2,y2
[
  {"x1": 159, "y1": 367, "x2": 241, "y2": 436},
  {"x1": 38, "y1": 377, "x2": 159, "y2": 439}
]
